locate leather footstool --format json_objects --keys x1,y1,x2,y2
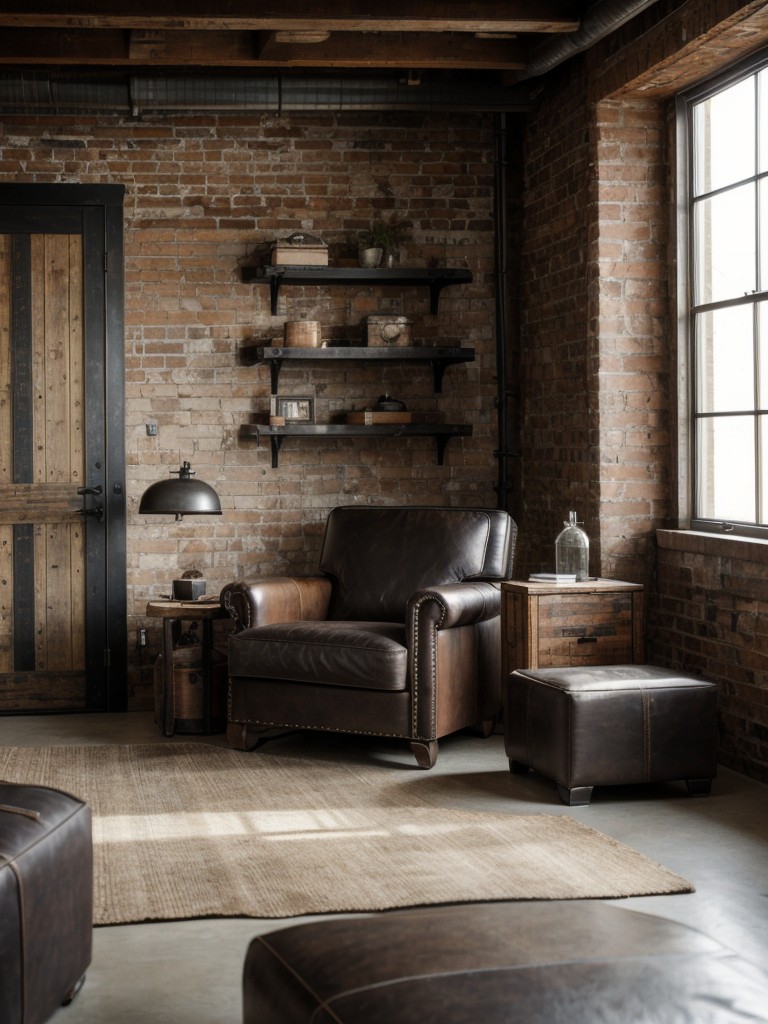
[
  {"x1": 504, "y1": 664, "x2": 718, "y2": 805},
  {"x1": 0, "y1": 783, "x2": 92, "y2": 1024},
  {"x1": 242, "y1": 901, "x2": 768, "y2": 1024}
]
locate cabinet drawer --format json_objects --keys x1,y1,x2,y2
[
  {"x1": 536, "y1": 592, "x2": 635, "y2": 666},
  {"x1": 501, "y1": 583, "x2": 644, "y2": 676}
]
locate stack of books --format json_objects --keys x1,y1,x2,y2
[{"x1": 528, "y1": 572, "x2": 578, "y2": 583}]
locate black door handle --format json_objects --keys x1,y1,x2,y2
[{"x1": 75, "y1": 484, "x2": 104, "y2": 521}]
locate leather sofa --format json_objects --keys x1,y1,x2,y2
[{"x1": 221, "y1": 505, "x2": 517, "y2": 767}]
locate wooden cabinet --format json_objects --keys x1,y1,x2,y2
[
  {"x1": 238, "y1": 265, "x2": 475, "y2": 467},
  {"x1": 501, "y1": 579, "x2": 645, "y2": 680}
]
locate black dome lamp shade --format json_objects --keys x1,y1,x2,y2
[{"x1": 139, "y1": 461, "x2": 222, "y2": 521}]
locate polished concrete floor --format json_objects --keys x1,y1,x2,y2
[{"x1": 2, "y1": 711, "x2": 767, "y2": 1024}]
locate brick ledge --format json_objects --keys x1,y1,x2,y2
[{"x1": 657, "y1": 529, "x2": 768, "y2": 561}]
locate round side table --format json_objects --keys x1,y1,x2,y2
[{"x1": 146, "y1": 599, "x2": 229, "y2": 736}]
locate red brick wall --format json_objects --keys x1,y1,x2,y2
[
  {"x1": 515, "y1": 1, "x2": 768, "y2": 783},
  {"x1": 0, "y1": 111, "x2": 499, "y2": 706},
  {"x1": 513, "y1": 62, "x2": 596, "y2": 577},
  {"x1": 653, "y1": 532, "x2": 768, "y2": 783}
]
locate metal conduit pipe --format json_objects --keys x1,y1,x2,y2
[
  {"x1": 0, "y1": 73, "x2": 533, "y2": 114},
  {"x1": 518, "y1": 0, "x2": 662, "y2": 80},
  {"x1": 492, "y1": 113, "x2": 509, "y2": 511}
]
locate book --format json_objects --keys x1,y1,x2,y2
[{"x1": 528, "y1": 573, "x2": 578, "y2": 583}]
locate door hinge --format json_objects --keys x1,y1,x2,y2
[
  {"x1": 104, "y1": 648, "x2": 111, "y2": 668},
  {"x1": 103, "y1": 251, "x2": 109, "y2": 273}
]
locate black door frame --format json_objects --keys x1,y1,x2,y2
[{"x1": 0, "y1": 183, "x2": 126, "y2": 711}]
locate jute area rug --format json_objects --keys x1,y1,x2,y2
[{"x1": 0, "y1": 743, "x2": 693, "y2": 925}]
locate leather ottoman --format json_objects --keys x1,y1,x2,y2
[
  {"x1": 0, "y1": 783, "x2": 92, "y2": 1024},
  {"x1": 504, "y1": 664, "x2": 718, "y2": 805},
  {"x1": 242, "y1": 901, "x2": 768, "y2": 1024}
]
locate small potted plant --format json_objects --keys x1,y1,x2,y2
[{"x1": 357, "y1": 215, "x2": 411, "y2": 268}]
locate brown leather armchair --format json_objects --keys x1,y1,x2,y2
[{"x1": 221, "y1": 505, "x2": 517, "y2": 768}]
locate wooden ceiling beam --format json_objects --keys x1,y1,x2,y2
[
  {"x1": 0, "y1": 1, "x2": 580, "y2": 34},
  {"x1": 0, "y1": 28, "x2": 527, "y2": 70},
  {"x1": 255, "y1": 32, "x2": 528, "y2": 70}
]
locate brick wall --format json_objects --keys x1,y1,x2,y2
[
  {"x1": 0, "y1": 110, "x2": 499, "y2": 707},
  {"x1": 513, "y1": 62, "x2": 596, "y2": 577},
  {"x1": 516, "y1": 0, "x2": 768, "y2": 783},
  {"x1": 653, "y1": 532, "x2": 768, "y2": 783}
]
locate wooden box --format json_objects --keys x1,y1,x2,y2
[
  {"x1": 344, "y1": 410, "x2": 413, "y2": 424},
  {"x1": 284, "y1": 320, "x2": 321, "y2": 346},
  {"x1": 153, "y1": 644, "x2": 227, "y2": 735},
  {"x1": 501, "y1": 579, "x2": 644, "y2": 681},
  {"x1": 271, "y1": 245, "x2": 328, "y2": 266},
  {"x1": 366, "y1": 315, "x2": 412, "y2": 347}
]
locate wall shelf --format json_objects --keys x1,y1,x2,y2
[
  {"x1": 240, "y1": 265, "x2": 473, "y2": 315},
  {"x1": 240, "y1": 344, "x2": 475, "y2": 393},
  {"x1": 238, "y1": 422, "x2": 472, "y2": 468}
]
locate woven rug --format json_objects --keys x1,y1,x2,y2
[{"x1": 0, "y1": 743, "x2": 693, "y2": 925}]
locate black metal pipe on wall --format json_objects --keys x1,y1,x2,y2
[{"x1": 493, "y1": 113, "x2": 509, "y2": 511}]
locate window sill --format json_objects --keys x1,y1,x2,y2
[{"x1": 657, "y1": 529, "x2": 768, "y2": 561}]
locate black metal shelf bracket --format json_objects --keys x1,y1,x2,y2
[
  {"x1": 240, "y1": 345, "x2": 474, "y2": 395},
  {"x1": 239, "y1": 422, "x2": 471, "y2": 468},
  {"x1": 241, "y1": 265, "x2": 473, "y2": 316}
]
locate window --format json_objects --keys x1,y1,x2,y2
[{"x1": 681, "y1": 54, "x2": 768, "y2": 536}]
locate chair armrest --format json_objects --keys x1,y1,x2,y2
[
  {"x1": 407, "y1": 581, "x2": 501, "y2": 632},
  {"x1": 407, "y1": 582, "x2": 502, "y2": 739},
  {"x1": 220, "y1": 576, "x2": 332, "y2": 632}
]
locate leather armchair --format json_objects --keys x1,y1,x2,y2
[{"x1": 221, "y1": 505, "x2": 517, "y2": 768}]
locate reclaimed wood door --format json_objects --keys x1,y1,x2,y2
[{"x1": 0, "y1": 185, "x2": 126, "y2": 712}]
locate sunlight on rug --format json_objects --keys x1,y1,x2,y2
[{"x1": 0, "y1": 743, "x2": 693, "y2": 924}]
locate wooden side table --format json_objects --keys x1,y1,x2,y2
[
  {"x1": 146, "y1": 599, "x2": 229, "y2": 737},
  {"x1": 501, "y1": 579, "x2": 645, "y2": 680}
]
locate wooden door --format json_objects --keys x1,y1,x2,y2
[{"x1": 0, "y1": 185, "x2": 126, "y2": 712}]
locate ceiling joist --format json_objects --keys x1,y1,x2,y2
[{"x1": 0, "y1": 1, "x2": 581, "y2": 35}]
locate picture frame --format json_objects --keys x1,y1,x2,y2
[{"x1": 276, "y1": 396, "x2": 315, "y2": 423}]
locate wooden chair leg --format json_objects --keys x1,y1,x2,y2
[
  {"x1": 226, "y1": 722, "x2": 281, "y2": 751},
  {"x1": 410, "y1": 739, "x2": 438, "y2": 769}
]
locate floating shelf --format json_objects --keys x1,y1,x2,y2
[
  {"x1": 238, "y1": 422, "x2": 472, "y2": 468},
  {"x1": 240, "y1": 265, "x2": 473, "y2": 315},
  {"x1": 240, "y1": 344, "x2": 475, "y2": 393}
]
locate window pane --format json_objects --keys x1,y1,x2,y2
[
  {"x1": 761, "y1": 177, "x2": 768, "y2": 292},
  {"x1": 695, "y1": 305, "x2": 754, "y2": 412},
  {"x1": 760, "y1": 301, "x2": 768, "y2": 407},
  {"x1": 693, "y1": 77, "x2": 755, "y2": 194},
  {"x1": 760, "y1": 69, "x2": 768, "y2": 174},
  {"x1": 761, "y1": 415, "x2": 768, "y2": 521},
  {"x1": 693, "y1": 183, "x2": 756, "y2": 304},
  {"x1": 696, "y1": 415, "x2": 755, "y2": 521}
]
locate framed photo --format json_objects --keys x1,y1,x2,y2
[{"x1": 276, "y1": 396, "x2": 315, "y2": 423}]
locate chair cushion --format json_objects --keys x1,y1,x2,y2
[
  {"x1": 228, "y1": 621, "x2": 408, "y2": 691},
  {"x1": 320, "y1": 506, "x2": 512, "y2": 621}
]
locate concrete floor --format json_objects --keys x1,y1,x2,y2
[{"x1": 2, "y1": 711, "x2": 767, "y2": 1024}]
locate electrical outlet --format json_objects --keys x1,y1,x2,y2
[{"x1": 137, "y1": 627, "x2": 148, "y2": 647}]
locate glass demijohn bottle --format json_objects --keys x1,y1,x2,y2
[{"x1": 555, "y1": 511, "x2": 589, "y2": 581}]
